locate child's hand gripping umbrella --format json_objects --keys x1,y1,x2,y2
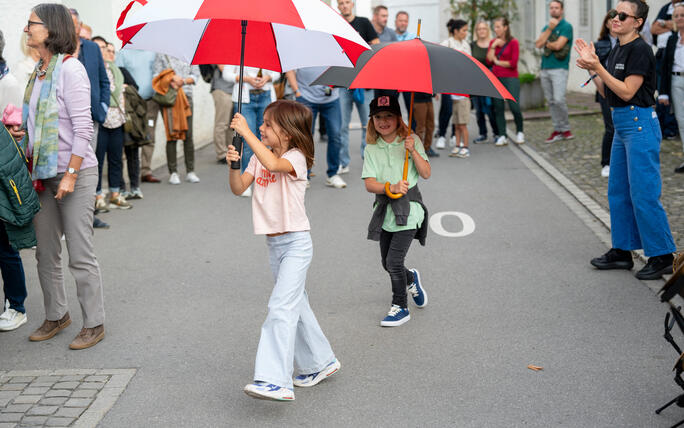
[{"x1": 313, "y1": 20, "x2": 515, "y2": 198}]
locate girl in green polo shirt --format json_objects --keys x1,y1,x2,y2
[{"x1": 361, "y1": 95, "x2": 431, "y2": 327}]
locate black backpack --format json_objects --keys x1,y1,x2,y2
[{"x1": 199, "y1": 64, "x2": 217, "y2": 83}]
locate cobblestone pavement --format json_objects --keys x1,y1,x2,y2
[
  {"x1": 0, "y1": 370, "x2": 135, "y2": 428},
  {"x1": 514, "y1": 113, "x2": 684, "y2": 250}
]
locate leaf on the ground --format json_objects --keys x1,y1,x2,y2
[{"x1": 527, "y1": 364, "x2": 543, "y2": 371}]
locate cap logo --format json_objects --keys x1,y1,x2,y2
[{"x1": 378, "y1": 96, "x2": 390, "y2": 106}]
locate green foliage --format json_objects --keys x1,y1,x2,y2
[
  {"x1": 449, "y1": 0, "x2": 519, "y2": 41},
  {"x1": 519, "y1": 73, "x2": 537, "y2": 84}
]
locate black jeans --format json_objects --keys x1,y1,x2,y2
[
  {"x1": 379, "y1": 229, "x2": 416, "y2": 308},
  {"x1": 96, "y1": 125, "x2": 124, "y2": 194},
  {"x1": 119, "y1": 144, "x2": 140, "y2": 191},
  {"x1": 598, "y1": 95, "x2": 614, "y2": 167},
  {"x1": 0, "y1": 222, "x2": 27, "y2": 313},
  {"x1": 437, "y1": 94, "x2": 452, "y2": 138}
]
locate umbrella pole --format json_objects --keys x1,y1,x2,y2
[
  {"x1": 385, "y1": 19, "x2": 421, "y2": 199},
  {"x1": 230, "y1": 20, "x2": 248, "y2": 170}
]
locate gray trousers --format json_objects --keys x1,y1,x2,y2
[
  {"x1": 540, "y1": 68, "x2": 570, "y2": 132},
  {"x1": 211, "y1": 89, "x2": 233, "y2": 160},
  {"x1": 34, "y1": 167, "x2": 105, "y2": 327},
  {"x1": 141, "y1": 99, "x2": 160, "y2": 176},
  {"x1": 670, "y1": 75, "x2": 684, "y2": 153}
]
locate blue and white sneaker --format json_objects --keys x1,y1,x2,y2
[
  {"x1": 243, "y1": 382, "x2": 295, "y2": 401},
  {"x1": 380, "y1": 305, "x2": 410, "y2": 327},
  {"x1": 293, "y1": 359, "x2": 341, "y2": 387},
  {"x1": 407, "y1": 268, "x2": 427, "y2": 308}
]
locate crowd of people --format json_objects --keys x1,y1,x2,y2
[{"x1": 0, "y1": 0, "x2": 681, "y2": 403}]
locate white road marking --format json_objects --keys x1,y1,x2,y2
[{"x1": 429, "y1": 211, "x2": 475, "y2": 237}]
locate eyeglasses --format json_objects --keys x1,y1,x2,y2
[
  {"x1": 26, "y1": 20, "x2": 45, "y2": 28},
  {"x1": 608, "y1": 10, "x2": 638, "y2": 21}
]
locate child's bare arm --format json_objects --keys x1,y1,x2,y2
[
  {"x1": 405, "y1": 135, "x2": 431, "y2": 179},
  {"x1": 364, "y1": 177, "x2": 408, "y2": 195},
  {"x1": 230, "y1": 113, "x2": 294, "y2": 174},
  {"x1": 226, "y1": 145, "x2": 255, "y2": 195}
]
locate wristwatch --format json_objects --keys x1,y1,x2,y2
[{"x1": 67, "y1": 167, "x2": 78, "y2": 175}]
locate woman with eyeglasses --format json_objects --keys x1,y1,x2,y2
[
  {"x1": 9, "y1": 4, "x2": 106, "y2": 349},
  {"x1": 576, "y1": 0, "x2": 676, "y2": 280},
  {"x1": 658, "y1": 2, "x2": 684, "y2": 174}
]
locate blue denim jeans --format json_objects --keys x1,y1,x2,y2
[
  {"x1": 297, "y1": 97, "x2": 342, "y2": 177},
  {"x1": 96, "y1": 125, "x2": 124, "y2": 194},
  {"x1": 235, "y1": 91, "x2": 271, "y2": 173},
  {"x1": 472, "y1": 95, "x2": 498, "y2": 138},
  {"x1": 0, "y1": 222, "x2": 27, "y2": 313},
  {"x1": 339, "y1": 88, "x2": 370, "y2": 167},
  {"x1": 254, "y1": 231, "x2": 335, "y2": 389},
  {"x1": 608, "y1": 105, "x2": 676, "y2": 257}
]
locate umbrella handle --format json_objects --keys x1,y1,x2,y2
[{"x1": 384, "y1": 92, "x2": 415, "y2": 199}]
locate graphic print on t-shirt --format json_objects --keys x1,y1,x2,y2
[{"x1": 256, "y1": 168, "x2": 277, "y2": 188}]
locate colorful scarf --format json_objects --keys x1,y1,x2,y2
[{"x1": 21, "y1": 54, "x2": 64, "y2": 180}]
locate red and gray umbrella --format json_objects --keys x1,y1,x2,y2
[
  {"x1": 116, "y1": 0, "x2": 370, "y2": 169},
  {"x1": 313, "y1": 36, "x2": 514, "y2": 198},
  {"x1": 313, "y1": 38, "x2": 514, "y2": 99}
]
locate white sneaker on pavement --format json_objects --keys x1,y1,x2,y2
[
  {"x1": 325, "y1": 174, "x2": 347, "y2": 188},
  {"x1": 495, "y1": 136, "x2": 508, "y2": 146},
  {"x1": 240, "y1": 186, "x2": 252, "y2": 197},
  {"x1": 0, "y1": 300, "x2": 27, "y2": 331},
  {"x1": 186, "y1": 171, "x2": 200, "y2": 183},
  {"x1": 337, "y1": 165, "x2": 350, "y2": 175},
  {"x1": 169, "y1": 172, "x2": 181, "y2": 185},
  {"x1": 601, "y1": 165, "x2": 610, "y2": 178},
  {"x1": 449, "y1": 136, "x2": 457, "y2": 147},
  {"x1": 435, "y1": 136, "x2": 446, "y2": 149},
  {"x1": 515, "y1": 132, "x2": 525, "y2": 144}
]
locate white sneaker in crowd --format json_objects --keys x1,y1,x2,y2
[
  {"x1": 449, "y1": 136, "x2": 457, "y2": 147},
  {"x1": 325, "y1": 174, "x2": 347, "y2": 188},
  {"x1": 337, "y1": 165, "x2": 350, "y2": 175},
  {"x1": 515, "y1": 132, "x2": 525, "y2": 144},
  {"x1": 169, "y1": 172, "x2": 181, "y2": 185},
  {"x1": 240, "y1": 186, "x2": 252, "y2": 197},
  {"x1": 495, "y1": 136, "x2": 508, "y2": 146},
  {"x1": 186, "y1": 171, "x2": 200, "y2": 183},
  {"x1": 601, "y1": 165, "x2": 610, "y2": 178},
  {"x1": 0, "y1": 300, "x2": 27, "y2": 331},
  {"x1": 435, "y1": 136, "x2": 446, "y2": 149}
]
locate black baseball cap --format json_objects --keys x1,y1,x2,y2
[{"x1": 369, "y1": 95, "x2": 401, "y2": 117}]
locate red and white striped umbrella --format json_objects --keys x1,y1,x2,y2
[{"x1": 116, "y1": 0, "x2": 371, "y2": 72}]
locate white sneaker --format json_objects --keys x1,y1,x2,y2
[
  {"x1": 186, "y1": 171, "x2": 200, "y2": 183},
  {"x1": 337, "y1": 165, "x2": 350, "y2": 175},
  {"x1": 293, "y1": 359, "x2": 341, "y2": 387},
  {"x1": 435, "y1": 136, "x2": 446, "y2": 149},
  {"x1": 0, "y1": 300, "x2": 27, "y2": 332},
  {"x1": 456, "y1": 147, "x2": 470, "y2": 158},
  {"x1": 325, "y1": 174, "x2": 347, "y2": 188},
  {"x1": 240, "y1": 186, "x2": 252, "y2": 197},
  {"x1": 244, "y1": 382, "x2": 294, "y2": 401},
  {"x1": 515, "y1": 132, "x2": 525, "y2": 144},
  {"x1": 169, "y1": 172, "x2": 181, "y2": 185},
  {"x1": 601, "y1": 165, "x2": 610, "y2": 178},
  {"x1": 495, "y1": 136, "x2": 508, "y2": 146},
  {"x1": 449, "y1": 136, "x2": 457, "y2": 147}
]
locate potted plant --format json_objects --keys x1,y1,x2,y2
[{"x1": 518, "y1": 72, "x2": 544, "y2": 110}]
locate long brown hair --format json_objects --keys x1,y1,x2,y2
[
  {"x1": 599, "y1": 9, "x2": 616, "y2": 40},
  {"x1": 493, "y1": 17, "x2": 512, "y2": 42},
  {"x1": 366, "y1": 112, "x2": 410, "y2": 144},
  {"x1": 263, "y1": 100, "x2": 315, "y2": 169}
]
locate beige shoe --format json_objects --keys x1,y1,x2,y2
[
  {"x1": 29, "y1": 313, "x2": 71, "y2": 341},
  {"x1": 95, "y1": 196, "x2": 109, "y2": 213},
  {"x1": 69, "y1": 325, "x2": 105, "y2": 350},
  {"x1": 109, "y1": 194, "x2": 132, "y2": 210}
]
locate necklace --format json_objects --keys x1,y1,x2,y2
[{"x1": 35, "y1": 59, "x2": 47, "y2": 77}]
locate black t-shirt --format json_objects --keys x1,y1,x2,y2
[
  {"x1": 604, "y1": 37, "x2": 656, "y2": 108},
  {"x1": 350, "y1": 16, "x2": 378, "y2": 43}
]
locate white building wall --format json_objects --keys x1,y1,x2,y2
[{"x1": 0, "y1": 0, "x2": 215, "y2": 172}]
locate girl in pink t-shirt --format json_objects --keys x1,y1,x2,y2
[{"x1": 227, "y1": 100, "x2": 339, "y2": 402}]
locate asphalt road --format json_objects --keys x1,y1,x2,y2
[{"x1": 1, "y1": 126, "x2": 681, "y2": 428}]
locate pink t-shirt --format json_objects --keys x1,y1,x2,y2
[{"x1": 246, "y1": 148, "x2": 310, "y2": 235}]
